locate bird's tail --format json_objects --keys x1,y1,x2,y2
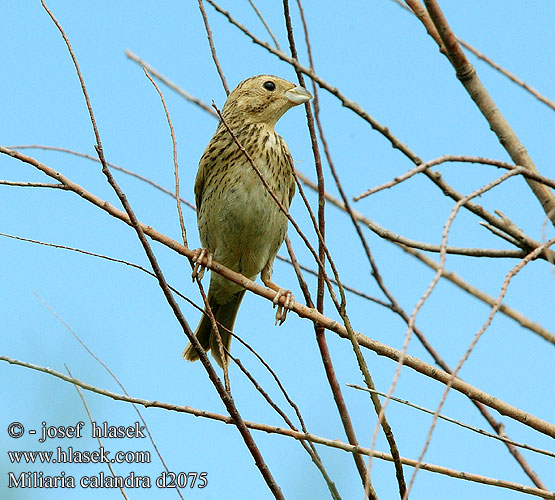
[{"x1": 182, "y1": 290, "x2": 245, "y2": 368}]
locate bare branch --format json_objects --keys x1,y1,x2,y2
[
  {"x1": 142, "y1": 68, "x2": 188, "y2": 247},
  {"x1": 348, "y1": 385, "x2": 555, "y2": 459},
  {"x1": 10, "y1": 144, "x2": 196, "y2": 210},
  {"x1": 367, "y1": 219, "x2": 529, "y2": 259},
  {"x1": 39, "y1": 296, "x2": 186, "y2": 500},
  {"x1": 229, "y1": 353, "x2": 342, "y2": 500},
  {"x1": 354, "y1": 155, "x2": 555, "y2": 200},
  {"x1": 0, "y1": 180, "x2": 68, "y2": 189},
  {"x1": 65, "y1": 365, "x2": 131, "y2": 500}
]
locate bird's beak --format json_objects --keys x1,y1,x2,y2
[{"x1": 285, "y1": 85, "x2": 313, "y2": 105}]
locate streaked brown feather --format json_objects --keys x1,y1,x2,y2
[{"x1": 183, "y1": 75, "x2": 311, "y2": 367}]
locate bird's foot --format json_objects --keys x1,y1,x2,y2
[
  {"x1": 272, "y1": 288, "x2": 295, "y2": 326},
  {"x1": 191, "y1": 248, "x2": 213, "y2": 281}
]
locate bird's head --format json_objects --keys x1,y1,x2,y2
[{"x1": 222, "y1": 75, "x2": 312, "y2": 128}]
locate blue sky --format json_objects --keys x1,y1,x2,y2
[{"x1": 1, "y1": 2, "x2": 554, "y2": 499}]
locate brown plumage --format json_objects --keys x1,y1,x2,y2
[{"x1": 183, "y1": 75, "x2": 312, "y2": 367}]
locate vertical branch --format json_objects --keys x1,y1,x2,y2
[
  {"x1": 292, "y1": 1, "x2": 408, "y2": 497},
  {"x1": 231, "y1": 325, "x2": 344, "y2": 500},
  {"x1": 282, "y1": 3, "x2": 386, "y2": 498},
  {"x1": 142, "y1": 68, "x2": 188, "y2": 247},
  {"x1": 142, "y1": 62, "x2": 228, "y2": 389},
  {"x1": 285, "y1": 235, "x2": 314, "y2": 307}
]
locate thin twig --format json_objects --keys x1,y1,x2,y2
[
  {"x1": 198, "y1": 0, "x2": 229, "y2": 95},
  {"x1": 125, "y1": 50, "x2": 217, "y2": 117},
  {"x1": 230, "y1": 353, "x2": 342, "y2": 500},
  {"x1": 479, "y1": 221, "x2": 523, "y2": 247},
  {"x1": 39, "y1": 296, "x2": 187, "y2": 500},
  {"x1": 231, "y1": 325, "x2": 312, "y2": 437},
  {"x1": 8, "y1": 144, "x2": 197, "y2": 210},
  {"x1": 0, "y1": 180, "x2": 68, "y2": 189},
  {"x1": 65, "y1": 365, "x2": 131, "y2": 500},
  {"x1": 367, "y1": 219, "x2": 529, "y2": 259},
  {"x1": 142, "y1": 68, "x2": 188, "y2": 247},
  {"x1": 276, "y1": 254, "x2": 390, "y2": 308},
  {"x1": 228, "y1": 296, "x2": 344, "y2": 500},
  {"x1": 348, "y1": 385, "x2": 555, "y2": 459},
  {"x1": 354, "y1": 155, "x2": 555, "y2": 200},
  {"x1": 248, "y1": 0, "x2": 281, "y2": 50},
  {"x1": 1, "y1": 232, "x2": 201, "y2": 313},
  {"x1": 284, "y1": 235, "x2": 315, "y2": 309}
]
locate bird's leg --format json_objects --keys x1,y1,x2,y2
[
  {"x1": 191, "y1": 248, "x2": 213, "y2": 282},
  {"x1": 261, "y1": 266, "x2": 295, "y2": 325},
  {"x1": 272, "y1": 286, "x2": 295, "y2": 326}
]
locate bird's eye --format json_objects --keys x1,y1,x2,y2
[{"x1": 263, "y1": 81, "x2": 276, "y2": 91}]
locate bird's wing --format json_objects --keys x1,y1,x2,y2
[
  {"x1": 195, "y1": 127, "x2": 229, "y2": 211},
  {"x1": 194, "y1": 156, "x2": 207, "y2": 212},
  {"x1": 279, "y1": 136, "x2": 296, "y2": 205}
]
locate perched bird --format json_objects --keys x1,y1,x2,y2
[{"x1": 183, "y1": 75, "x2": 312, "y2": 367}]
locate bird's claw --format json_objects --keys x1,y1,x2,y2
[
  {"x1": 191, "y1": 248, "x2": 213, "y2": 282},
  {"x1": 273, "y1": 288, "x2": 295, "y2": 326}
]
